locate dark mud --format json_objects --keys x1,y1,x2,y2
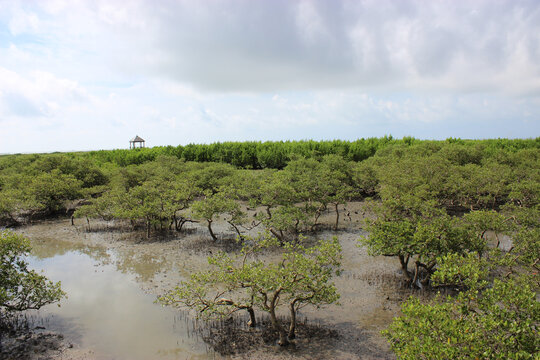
[
  {"x1": 0, "y1": 314, "x2": 68, "y2": 360},
  {"x1": 197, "y1": 316, "x2": 339, "y2": 356}
]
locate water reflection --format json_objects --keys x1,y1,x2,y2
[
  {"x1": 29, "y1": 235, "x2": 110, "y2": 263},
  {"x1": 27, "y1": 230, "x2": 172, "y2": 283},
  {"x1": 114, "y1": 249, "x2": 171, "y2": 282},
  {"x1": 27, "y1": 251, "x2": 215, "y2": 360}
]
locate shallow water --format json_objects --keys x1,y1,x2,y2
[
  {"x1": 27, "y1": 240, "x2": 215, "y2": 360},
  {"x1": 17, "y1": 213, "x2": 398, "y2": 359}
]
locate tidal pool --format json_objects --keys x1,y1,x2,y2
[
  {"x1": 17, "y1": 217, "x2": 398, "y2": 360},
  {"x1": 26, "y1": 241, "x2": 216, "y2": 360}
]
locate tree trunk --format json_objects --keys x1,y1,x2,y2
[
  {"x1": 269, "y1": 306, "x2": 289, "y2": 346},
  {"x1": 311, "y1": 210, "x2": 322, "y2": 231},
  {"x1": 178, "y1": 218, "x2": 188, "y2": 232},
  {"x1": 146, "y1": 220, "x2": 151, "y2": 239},
  {"x1": 268, "y1": 292, "x2": 289, "y2": 346},
  {"x1": 399, "y1": 254, "x2": 412, "y2": 280},
  {"x1": 227, "y1": 221, "x2": 244, "y2": 240},
  {"x1": 419, "y1": 261, "x2": 436, "y2": 287},
  {"x1": 269, "y1": 228, "x2": 284, "y2": 243},
  {"x1": 174, "y1": 215, "x2": 187, "y2": 232},
  {"x1": 207, "y1": 219, "x2": 217, "y2": 241},
  {"x1": 412, "y1": 261, "x2": 420, "y2": 288},
  {"x1": 288, "y1": 302, "x2": 297, "y2": 339},
  {"x1": 247, "y1": 307, "x2": 256, "y2": 328},
  {"x1": 334, "y1": 203, "x2": 340, "y2": 231}
]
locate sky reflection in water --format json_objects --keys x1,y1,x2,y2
[{"x1": 27, "y1": 244, "x2": 212, "y2": 360}]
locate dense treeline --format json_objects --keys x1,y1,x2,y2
[
  {"x1": 92, "y1": 137, "x2": 540, "y2": 167},
  {"x1": 0, "y1": 137, "x2": 538, "y2": 357},
  {"x1": 1, "y1": 137, "x2": 538, "y2": 173},
  {"x1": 0, "y1": 137, "x2": 538, "y2": 231},
  {"x1": 26, "y1": 136, "x2": 540, "y2": 168},
  {"x1": 86, "y1": 137, "x2": 395, "y2": 167}
]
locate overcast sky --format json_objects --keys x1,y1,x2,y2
[{"x1": 0, "y1": 0, "x2": 539, "y2": 153}]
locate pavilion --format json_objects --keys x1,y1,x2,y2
[{"x1": 129, "y1": 135, "x2": 146, "y2": 149}]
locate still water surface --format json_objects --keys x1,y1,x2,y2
[{"x1": 26, "y1": 239, "x2": 215, "y2": 360}]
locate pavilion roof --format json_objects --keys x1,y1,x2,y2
[{"x1": 130, "y1": 135, "x2": 145, "y2": 142}]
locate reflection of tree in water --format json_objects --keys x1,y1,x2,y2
[
  {"x1": 114, "y1": 249, "x2": 170, "y2": 282},
  {"x1": 29, "y1": 237, "x2": 110, "y2": 264},
  {"x1": 29, "y1": 235, "x2": 170, "y2": 282}
]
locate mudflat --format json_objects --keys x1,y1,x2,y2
[{"x1": 9, "y1": 201, "x2": 411, "y2": 360}]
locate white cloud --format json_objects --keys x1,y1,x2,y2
[
  {"x1": 295, "y1": 0, "x2": 328, "y2": 44},
  {"x1": 2, "y1": 0, "x2": 539, "y2": 95},
  {"x1": 0, "y1": 67, "x2": 93, "y2": 119},
  {"x1": 0, "y1": 0, "x2": 538, "y2": 153}
]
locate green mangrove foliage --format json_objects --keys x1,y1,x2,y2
[
  {"x1": 74, "y1": 157, "x2": 201, "y2": 237},
  {"x1": 86, "y1": 137, "x2": 399, "y2": 168},
  {"x1": 386, "y1": 279, "x2": 538, "y2": 359},
  {"x1": 385, "y1": 250, "x2": 539, "y2": 360},
  {"x1": 361, "y1": 204, "x2": 508, "y2": 286},
  {"x1": 0, "y1": 137, "x2": 538, "y2": 356},
  {"x1": 159, "y1": 235, "x2": 342, "y2": 346},
  {"x1": 359, "y1": 141, "x2": 539, "y2": 359},
  {"x1": 0, "y1": 137, "x2": 538, "y2": 231},
  {"x1": 191, "y1": 190, "x2": 245, "y2": 241},
  {"x1": 0, "y1": 231, "x2": 65, "y2": 312}
]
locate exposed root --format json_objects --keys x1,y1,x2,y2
[{"x1": 196, "y1": 316, "x2": 339, "y2": 356}]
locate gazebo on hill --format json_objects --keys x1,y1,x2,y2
[{"x1": 129, "y1": 135, "x2": 146, "y2": 149}]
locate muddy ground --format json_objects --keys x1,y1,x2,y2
[{"x1": 7, "y1": 202, "x2": 415, "y2": 359}]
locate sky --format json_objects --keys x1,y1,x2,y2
[{"x1": 0, "y1": 0, "x2": 539, "y2": 154}]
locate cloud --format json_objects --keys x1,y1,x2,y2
[
  {"x1": 7, "y1": 6, "x2": 40, "y2": 35},
  {"x1": 0, "y1": 66, "x2": 93, "y2": 120},
  {"x1": 143, "y1": 0, "x2": 540, "y2": 94},
  {"x1": 0, "y1": 0, "x2": 538, "y2": 154},
  {"x1": 3, "y1": 0, "x2": 538, "y2": 95}
]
